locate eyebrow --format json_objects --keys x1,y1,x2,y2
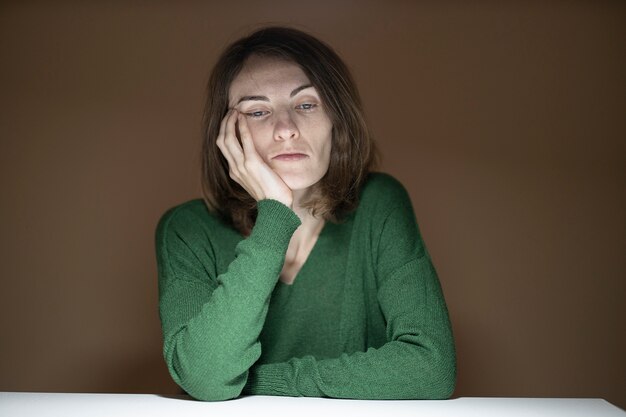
[{"x1": 236, "y1": 84, "x2": 314, "y2": 104}]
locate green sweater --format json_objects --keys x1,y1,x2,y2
[{"x1": 155, "y1": 173, "x2": 456, "y2": 401}]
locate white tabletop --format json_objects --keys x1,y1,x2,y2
[{"x1": 0, "y1": 392, "x2": 624, "y2": 417}]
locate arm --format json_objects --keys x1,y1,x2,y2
[
  {"x1": 242, "y1": 192, "x2": 456, "y2": 399},
  {"x1": 156, "y1": 105, "x2": 298, "y2": 401},
  {"x1": 156, "y1": 200, "x2": 301, "y2": 401}
]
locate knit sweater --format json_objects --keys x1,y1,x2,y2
[{"x1": 155, "y1": 173, "x2": 456, "y2": 401}]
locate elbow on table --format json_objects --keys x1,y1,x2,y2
[
  {"x1": 427, "y1": 375, "x2": 456, "y2": 400},
  {"x1": 168, "y1": 351, "x2": 249, "y2": 401},
  {"x1": 184, "y1": 376, "x2": 247, "y2": 402},
  {"x1": 401, "y1": 344, "x2": 457, "y2": 400},
  {"x1": 423, "y1": 355, "x2": 456, "y2": 400}
]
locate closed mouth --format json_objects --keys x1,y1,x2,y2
[{"x1": 272, "y1": 153, "x2": 308, "y2": 161}]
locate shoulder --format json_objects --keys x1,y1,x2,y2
[
  {"x1": 358, "y1": 172, "x2": 413, "y2": 214},
  {"x1": 357, "y1": 173, "x2": 427, "y2": 263},
  {"x1": 156, "y1": 199, "x2": 210, "y2": 233},
  {"x1": 155, "y1": 198, "x2": 232, "y2": 244},
  {"x1": 348, "y1": 172, "x2": 417, "y2": 235}
]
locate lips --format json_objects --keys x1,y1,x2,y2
[{"x1": 272, "y1": 153, "x2": 308, "y2": 161}]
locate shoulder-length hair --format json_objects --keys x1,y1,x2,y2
[{"x1": 201, "y1": 26, "x2": 378, "y2": 235}]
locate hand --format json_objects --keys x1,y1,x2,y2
[{"x1": 216, "y1": 109, "x2": 293, "y2": 209}]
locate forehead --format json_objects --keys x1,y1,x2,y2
[{"x1": 229, "y1": 56, "x2": 312, "y2": 105}]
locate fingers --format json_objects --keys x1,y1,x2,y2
[
  {"x1": 237, "y1": 113, "x2": 258, "y2": 159},
  {"x1": 213, "y1": 109, "x2": 293, "y2": 206},
  {"x1": 216, "y1": 110, "x2": 243, "y2": 179},
  {"x1": 215, "y1": 109, "x2": 233, "y2": 152},
  {"x1": 222, "y1": 110, "x2": 244, "y2": 165}
]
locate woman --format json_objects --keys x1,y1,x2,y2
[{"x1": 156, "y1": 26, "x2": 456, "y2": 401}]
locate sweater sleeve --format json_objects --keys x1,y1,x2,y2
[
  {"x1": 242, "y1": 190, "x2": 456, "y2": 399},
  {"x1": 156, "y1": 199, "x2": 301, "y2": 401}
]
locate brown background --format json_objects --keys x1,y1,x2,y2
[{"x1": 1, "y1": 0, "x2": 624, "y2": 408}]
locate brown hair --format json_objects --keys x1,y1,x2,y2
[{"x1": 201, "y1": 26, "x2": 378, "y2": 234}]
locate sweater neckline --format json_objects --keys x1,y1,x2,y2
[{"x1": 276, "y1": 220, "x2": 330, "y2": 289}]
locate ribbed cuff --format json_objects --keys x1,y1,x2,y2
[
  {"x1": 244, "y1": 362, "x2": 296, "y2": 397},
  {"x1": 249, "y1": 200, "x2": 301, "y2": 253}
]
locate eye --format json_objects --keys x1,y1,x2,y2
[
  {"x1": 245, "y1": 110, "x2": 270, "y2": 118},
  {"x1": 296, "y1": 103, "x2": 317, "y2": 112}
]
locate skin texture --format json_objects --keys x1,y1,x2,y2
[
  {"x1": 220, "y1": 55, "x2": 333, "y2": 209},
  {"x1": 217, "y1": 55, "x2": 334, "y2": 284}
]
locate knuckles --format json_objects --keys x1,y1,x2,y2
[{"x1": 243, "y1": 159, "x2": 258, "y2": 170}]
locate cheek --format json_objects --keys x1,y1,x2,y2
[
  {"x1": 302, "y1": 113, "x2": 332, "y2": 143},
  {"x1": 318, "y1": 124, "x2": 333, "y2": 164}
]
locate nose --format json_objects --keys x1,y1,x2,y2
[{"x1": 273, "y1": 110, "x2": 300, "y2": 142}]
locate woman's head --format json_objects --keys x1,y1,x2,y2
[
  {"x1": 201, "y1": 26, "x2": 377, "y2": 233},
  {"x1": 229, "y1": 55, "x2": 333, "y2": 194}
]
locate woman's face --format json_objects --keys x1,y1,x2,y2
[{"x1": 228, "y1": 55, "x2": 333, "y2": 192}]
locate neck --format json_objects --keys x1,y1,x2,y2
[
  {"x1": 291, "y1": 188, "x2": 324, "y2": 230},
  {"x1": 291, "y1": 188, "x2": 309, "y2": 220}
]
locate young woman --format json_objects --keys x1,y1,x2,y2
[{"x1": 156, "y1": 26, "x2": 456, "y2": 401}]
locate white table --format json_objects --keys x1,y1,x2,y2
[{"x1": 0, "y1": 392, "x2": 624, "y2": 417}]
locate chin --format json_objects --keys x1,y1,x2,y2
[{"x1": 280, "y1": 172, "x2": 325, "y2": 191}]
